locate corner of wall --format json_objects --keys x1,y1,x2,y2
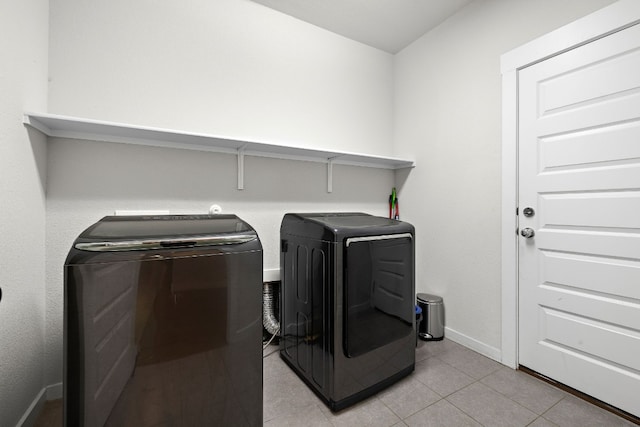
[{"x1": 0, "y1": 0, "x2": 49, "y2": 425}]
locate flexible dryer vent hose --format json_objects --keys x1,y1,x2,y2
[{"x1": 263, "y1": 282, "x2": 280, "y2": 336}]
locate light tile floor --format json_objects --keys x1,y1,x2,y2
[
  {"x1": 263, "y1": 339, "x2": 638, "y2": 427},
  {"x1": 35, "y1": 338, "x2": 638, "y2": 426}
]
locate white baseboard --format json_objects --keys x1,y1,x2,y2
[
  {"x1": 444, "y1": 326, "x2": 502, "y2": 363},
  {"x1": 16, "y1": 383, "x2": 62, "y2": 427},
  {"x1": 46, "y1": 382, "x2": 63, "y2": 400},
  {"x1": 16, "y1": 388, "x2": 46, "y2": 427},
  {"x1": 263, "y1": 268, "x2": 280, "y2": 283}
]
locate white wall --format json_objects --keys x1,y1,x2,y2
[
  {"x1": 0, "y1": 0, "x2": 49, "y2": 425},
  {"x1": 394, "y1": 0, "x2": 616, "y2": 357},
  {"x1": 48, "y1": 0, "x2": 394, "y2": 155},
  {"x1": 45, "y1": 0, "x2": 395, "y2": 389}
]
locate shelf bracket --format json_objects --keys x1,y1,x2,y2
[
  {"x1": 237, "y1": 144, "x2": 247, "y2": 190},
  {"x1": 327, "y1": 158, "x2": 336, "y2": 193}
]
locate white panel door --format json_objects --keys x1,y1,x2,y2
[{"x1": 518, "y1": 23, "x2": 640, "y2": 417}]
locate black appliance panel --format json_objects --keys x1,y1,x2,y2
[
  {"x1": 280, "y1": 212, "x2": 412, "y2": 242},
  {"x1": 281, "y1": 236, "x2": 332, "y2": 395},
  {"x1": 79, "y1": 214, "x2": 252, "y2": 239},
  {"x1": 280, "y1": 213, "x2": 415, "y2": 411},
  {"x1": 65, "y1": 215, "x2": 263, "y2": 427},
  {"x1": 344, "y1": 235, "x2": 414, "y2": 357}
]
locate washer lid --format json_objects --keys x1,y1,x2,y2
[
  {"x1": 295, "y1": 212, "x2": 392, "y2": 229},
  {"x1": 281, "y1": 212, "x2": 414, "y2": 242},
  {"x1": 74, "y1": 214, "x2": 257, "y2": 252}
]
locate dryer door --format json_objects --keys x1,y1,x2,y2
[{"x1": 343, "y1": 234, "x2": 414, "y2": 357}]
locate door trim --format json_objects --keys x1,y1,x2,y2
[{"x1": 500, "y1": 0, "x2": 640, "y2": 368}]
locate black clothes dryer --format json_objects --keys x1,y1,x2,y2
[
  {"x1": 280, "y1": 213, "x2": 415, "y2": 411},
  {"x1": 64, "y1": 215, "x2": 263, "y2": 427}
]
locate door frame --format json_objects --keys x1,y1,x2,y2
[{"x1": 500, "y1": 0, "x2": 640, "y2": 368}]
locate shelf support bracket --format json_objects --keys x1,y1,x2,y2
[
  {"x1": 237, "y1": 145, "x2": 247, "y2": 190},
  {"x1": 327, "y1": 158, "x2": 335, "y2": 193}
]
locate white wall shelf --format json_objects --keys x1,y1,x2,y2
[{"x1": 24, "y1": 112, "x2": 414, "y2": 192}]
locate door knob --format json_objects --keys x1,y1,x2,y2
[{"x1": 520, "y1": 228, "x2": 535, "y2": 238}]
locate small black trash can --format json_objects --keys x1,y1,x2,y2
[{"x1": 417, "y1": 293, "x2": 444, "y2": 341}]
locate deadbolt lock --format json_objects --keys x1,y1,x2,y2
[{"x1": 523, "y1": 207, "x2": 535, "y2": 217}]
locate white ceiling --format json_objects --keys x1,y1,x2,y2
[{"x1": 250, "y1": 0, "x2": 474, "y2": 54}]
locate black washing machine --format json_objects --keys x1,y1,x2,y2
[
  {"x1": 64, "y1": 215, "x2": 263, "y2": 427},
  {"x1": 280, "y1": 213, "x2": 415, "y2": 411}
]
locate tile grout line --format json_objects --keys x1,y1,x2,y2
[
  {"x1": 476, "y1": 369, "x2": 565, "y2": 422},
  {"x1": 429, "y1": 345, "x2": 566, "y2": 426},
  {"x1": 536, "y1": 395, "x2": 567, "y2": 426},
  {"x1": 436, "y1": 367, "x2": 540, "y2": 426},
  {"x1": 443, "y1": 379, "x2": 488, "y2": 426}
]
